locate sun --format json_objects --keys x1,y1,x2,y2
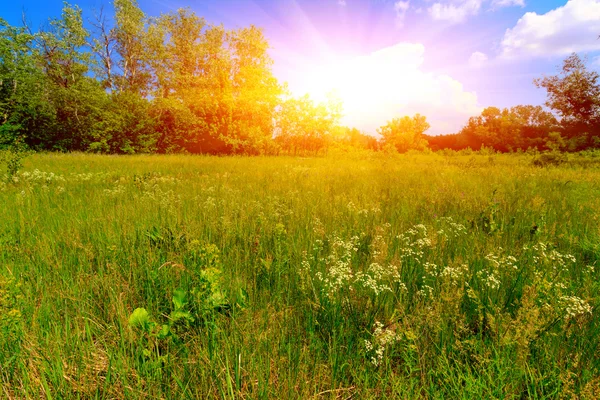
[
  {"x1": 295, "y1": 44, "x2": 432, "y2": 129},
  {"x1": 285, "y1": 42, "x2": 480, "y2": 134}
]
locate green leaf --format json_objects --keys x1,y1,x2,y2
[
  {"x1": 170, "y1": 310, "x2": 194, "y2": 323},
  {"x1": 172, "y1": 289, "x2": 188, "y2": 310},
  {"x1": 207, "y1": 290, "x2": 229, "y2": 310},
  {"x1": 128, "y1": 307, "x2": 150, "y2": 329},
  {"x1": 156, "y1": 324, "x2": 171, "y2": 339}
]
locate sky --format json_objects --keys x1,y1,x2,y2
[{"x1": 3, "y1": 0, "x2": 600, "y2": 135}]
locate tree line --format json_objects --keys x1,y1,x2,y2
[
  {"x1": 1, "y1": 1, "x2": 329, "y2": 155},
  {"x1": 1, "y1": 1, "x2": 599, "y2": 155},
  {"x1": 427, "y1": 54, "x2": 600, "y2": 153}
]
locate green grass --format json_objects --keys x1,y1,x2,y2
[{"x1": 1, "y1": 151, "x2": 599, "y2": 398}]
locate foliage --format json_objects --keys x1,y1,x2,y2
[
  {"x1": 446, "y1": 105, "x2": 558, "y2": 152},
  {"x1": 0, "y1": 18, "x2": 52, "y2": 147},
  {"x1": 2, "y1": 2, "x2": 285, "y2": 155},
  {"x1": 429, "y1": 54, "x2": 600, "y2": 154},
  {"x1": 3, "y1": 4, "x2": 599, "y2": 156},
  {"x1": 145, "y1": 9, "x2": 283, "y2": 154},
  {"x1": 91, "y1": 91, "x2": 156, "y2": 153},
  {"x1": 275, "y1": 94, "x2": 342, "y2": 155},
  {"x1": 377, "y1": 113, "x2": 430, "y2": 153},
  {"x1": 330, "y1": 126, "x2": 379, "y2": 151},
  {"x1": 26, "y1": 3, "x2": 111, "y2": 152},
  {"x1": 535, "y1": 53, "x2": 600, "y2": 143},
  {"x1": 0, "y1": 140, "x2": 29, "y2": 180}
]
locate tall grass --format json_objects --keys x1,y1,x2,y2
[{"x1": 1, "y1": 152, "x2": 599, "y2": 398}]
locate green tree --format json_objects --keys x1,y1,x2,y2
[
  {"x1": 112, "y1": 0, "x2": 151, "y2": 94},
  {"x1": 0, "y1": 18, "x2": 50, "y2": 148},
  {"x1": 91, "y1": 91, "x2": 156, "y2": 153},
  {"x1": 147, "y1": 10, "x2": 282, "y2": 154},
  {"x1": 377, "y1": 114, "x2": 430, "y2": 153},
  {"x1": 458, "y1": 106, "x2": 558, "y2": 152},
  {"x1": 34, "y1": 2, "x2": 109, "y2": 151},
  {"x1": 90, "y1": 7, "x2": 116, "y2": 90},
  {"x1": 535, "y1": 53, "x2": 600, "y2": 145},
  {"x1": 150, "y1": 11, "x2": 228, "y2": 153}
]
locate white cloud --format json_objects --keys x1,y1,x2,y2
[
  {"x1": 394, "y1": 1, "x2": 411, "y2": 27},
  {"x1": 501, "y1": 0, "x2": 600, "y2": 58},
  {"x1": 338, "y1": 0, "x2": 347, "y2": 6},
  {"x1": 469, "y1": 51, "x2": 488, "y2": 67},
  {"x1": 294, "y1": 43, "x2": 481, "y2": 135},
  {"x1": 428, "y1": 0, "x2": 483, "y2": 24},
  {"x1": 492, "y1": 0, "x2": 525, "y2": 8},
  {"x1": 427, "y1": 0, "x2": 525, "y2": 24}
]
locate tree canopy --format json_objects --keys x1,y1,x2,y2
[
  {"x1": 1, "y1": 0, "x2": 285, "y2": 154},
  {"x1": 378, "y1": 114, "x2": 430, "y2": 153}
]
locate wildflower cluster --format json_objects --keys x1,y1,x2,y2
[
  {"x1": 104, "y1": 184, "x2": 127, "y2": 197},
  {"x1": 419, "y1": 261, "x2": 469, "y2": 292},
  {"x1": 370, "y1": 233, "x2": 387, "y2": 259},
  {"x1": 469, "y1": 249, "x2": 520, "y2": 291},
  {"x1": 527, "y1": 242, "x2": 576, "y2": 275},
  {"x1": 308, "y1": 233, "x2": 405, "y2": 301},
  {"x1": 476, "y1": 269, "x2": 502, "y2": 290},
  {"x1": 521, "y1": 242, "x2": 593, "y2": 322},
  {"x1": 315, "y1": 235, "x2": 360, "y2": 297},
  {"x1": 69, "y1": 172, "x2": 109, "y2": 182},
  {"x1": 436, "y1": 217, "x2": 468, "y2": 239},
  {"x1": 355, "y1": 262, "x2": 403, "y2": 296},
  {"x1": 311, "y1": 217, "x2": 325, "y2": 237},
  {"x1": 485, "y1": 250, "x2": 518, "y2": 271},
  {"x1": 364, "y1": 321, "x2": 400, "y2": 366},
  {"x1": 357, "y1": 205, "x2": 381, "y2": 217},
  {"x1": 263, "y1": 195, "x2": 294, "y2": 220},
  {"x1": 439, "y1": 263, "x2": 469, "y2": 286},
  {"x1": 396, "y1": 224, "x2": 432, "y2": 263},
  {"x1": 138, "y1": 186, "x2": 181, "y2": 213},
  {"x1": 560, "y1": 296, "x2": 593, "y2": 320},
  {"x1": 19, "y1": 169, "x2": 66, "y2": 184}
]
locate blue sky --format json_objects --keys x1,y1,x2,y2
[{"x1": 3, "y1": 0, "x2": 599, "y2": 134}]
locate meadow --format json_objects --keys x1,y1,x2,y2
[{"x1": 1, "y1": 151, "x2": 599, "y2": 399}]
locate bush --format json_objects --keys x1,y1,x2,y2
[
  {"x1": 532, "y1": 151, "x2": 568, "y2": 167},
  {"x1": 0, "y1": 141, "x2": 30, "y2": 181}
]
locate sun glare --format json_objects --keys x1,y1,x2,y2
[{"x1": 297, "y1": 43, "x2": 444, "y2": 132}]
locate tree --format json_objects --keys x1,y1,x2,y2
[
  {"x1": 91, "y1": 91, "x2": 156, "y2": 153},
  {"x1": 330, "y1": 126, "x2": 379, "y2": 151},
  {"x1": 225, "y1": 26, "x2": 283, "y2": 154},
  {"x1": 275, "y1": 94, "x2": 341, "y2": 155},
  {"x1": 144, "y1": 9, "x2": 282, "y2": 154},
  {"x1": 534, "y1": 54, "x2": 600, "y2": 144},
  {"x1": 112, "y1": 0, "x2": 152, "y2": 94},
  {"x1": 90, "y1": 7, "x2": 116, "y2": 90},
  {"x1": 457, "y1": 105, "x2": 558, "y2": 152},
  {"x1": 0, "y1": 18, "x2": 50, "y2": 148},
  {"x1": 32, "y1": 2, "x2": 109, "y2": 151},
  {"x1": 377, "y1": 114, "x2": 430, "y2": 153}
]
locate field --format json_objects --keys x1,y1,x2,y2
[{"x1": 1, "y1": 152, "x2": 600, "y2": 399}]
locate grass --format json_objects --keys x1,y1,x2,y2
[{"x1": 1, "y1": 151, "x2": 599, "y2": 398}]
